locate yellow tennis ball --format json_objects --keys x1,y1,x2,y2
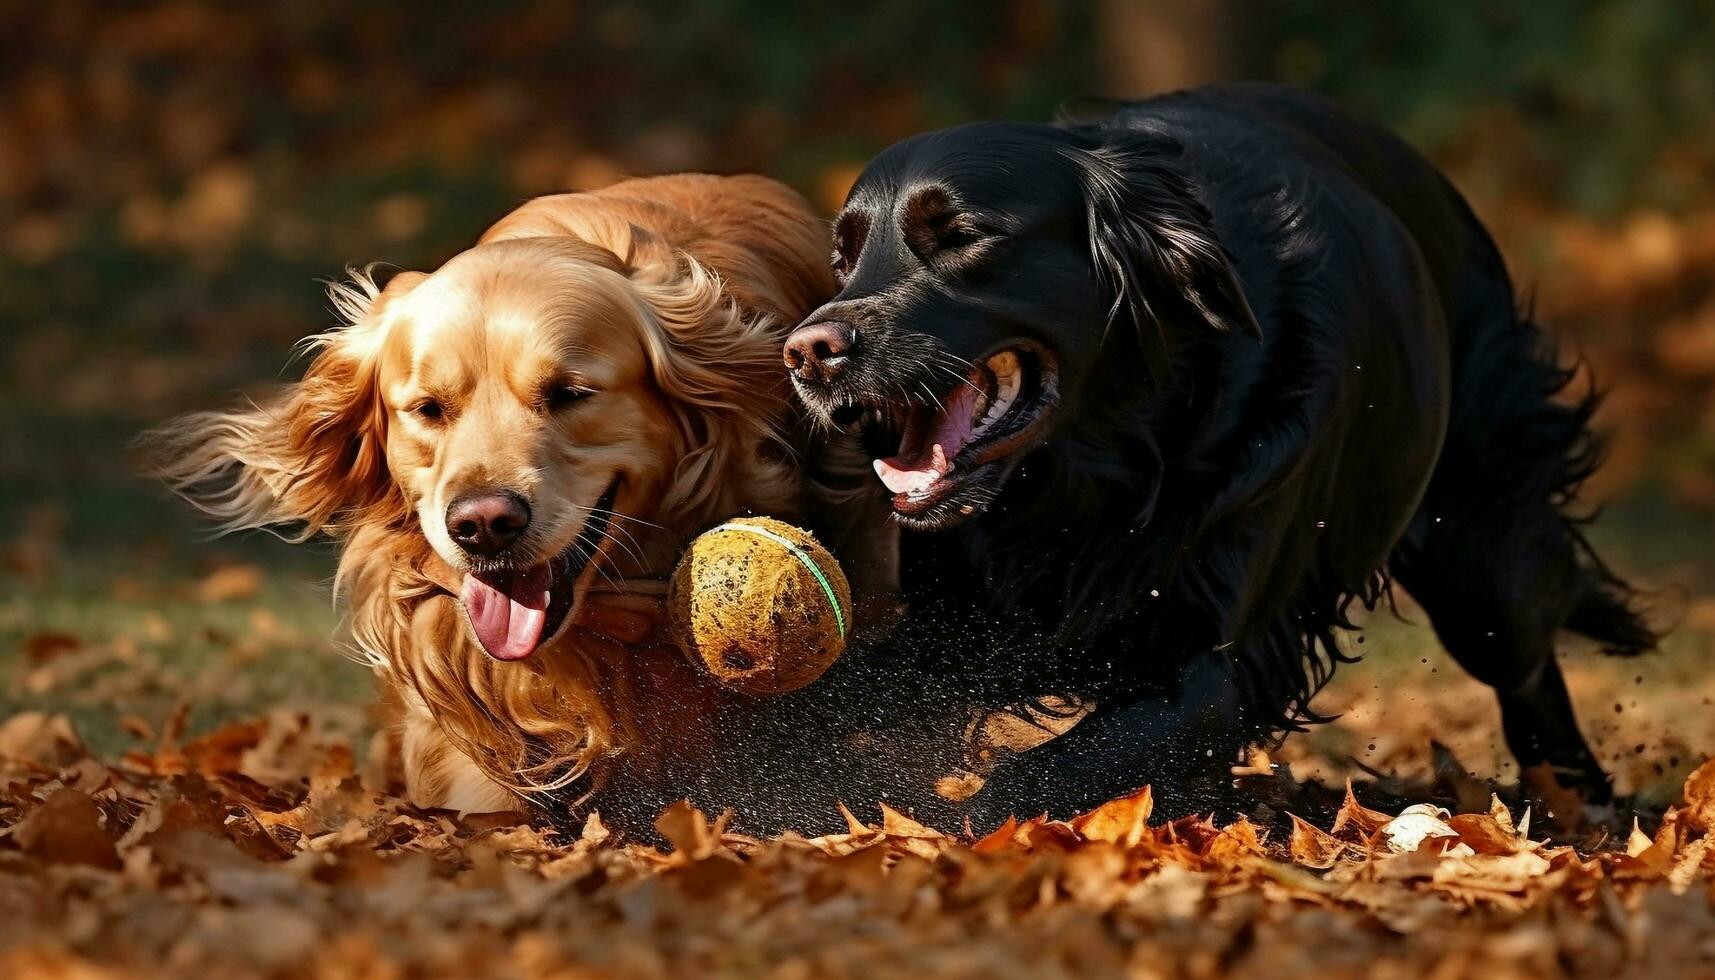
[{"x1": 667, "y1": 517, "x2": 851, "y2": 695}]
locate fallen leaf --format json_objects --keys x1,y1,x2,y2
[
  {"x1": 1627, "y1": 818, "x2": 1654, "y2": 857},
  {"x1": 655, "y1": 801, "x2": 721, "y2": 860},
  {"x1": 1206, "y1": 816, "x2": 1265, "y2": 863},
  {"x1": 1678, "y1": 757, "x2": 1715, "y2": 832},
  {"x1": 1288, "y1": 813, "x2": 1347, "y2": 869},
  {"x1": 1071, "y1": 785, "x2": 1153, "y2": 848},
  {"x1": 1331, "y1": 780, "x2": 1392, "y2": 842},
  {"x1": 195, "y1": 564, "x2": 264, "y2": 603},
  {"x1": 1382, "y1": 804, "x2": 1460, "y2": 854},
  {"x1": 1447, "y1": 812, "x2": 1527, "y2": 855},
  {"x1": 0, "y1": 711, "x2": 84, "y2": 767},
  {"x1": 971, "y1": 815, "x2": 1020, "y2": 854},
  {"x1": 9, "y1": 788, "x2": 121, "y2": 869},
  {"x1": 22, "y1": 630, "x2": 80, "y2": 663},
  {"x1": 879, "y1": 803, "x2": 944, "y2": 840}
]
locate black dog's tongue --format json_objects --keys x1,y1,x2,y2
[{"x1": 873, "y1": 372, "x2": 983, "y2": 494}]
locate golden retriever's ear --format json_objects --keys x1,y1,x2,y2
[
  {"x1": 625, "y1": 256, "x2": 792, "y2": 520},
  {"x1": 144, "y1": 269, "x2": 423, "y2": 539}
]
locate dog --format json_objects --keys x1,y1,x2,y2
[
  {"x1": 151, "y1": 173, "x2": 849, "y2": 816},
  {"x1": 780, "y1": 84, "x2": 1656, "y2": 825}
]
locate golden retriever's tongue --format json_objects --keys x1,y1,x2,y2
[
  {"x1": 874, "y1": 381, "x2": 982, "y2": 495},
  {"x1": 459, "y1": 565, "x2": 552, "y2": 661}
]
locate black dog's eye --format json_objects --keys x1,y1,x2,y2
[
  {"x1": 410, "y1": 399, "x2": 444, "y2": 423},
  {"x1": 901, "y1": 186, "x2": 988, "y2": 261},
  {"x1": 831, "y1": 212, "x2": 869, "y2": 282},
  {"x1": 547, "y1": 384, "x2": 592, "y2": 409}
]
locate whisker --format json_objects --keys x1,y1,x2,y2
[
  {"x1": 589, "y1": 508, "x2": 665, "y2": 532},
  {"x1": 917, "y1": 380, "x2": 947, "y2": 413},
  {"x1": 601, "y1": 520, "x2": 649, "y2": 563},
  {"x1": 590, "y1": 525, "x2": 646, "y2": 571}
]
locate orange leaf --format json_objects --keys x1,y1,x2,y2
[
  {"x1": 971, "y1": 815, "x2": 1021, "y2": 854},
  {"x1": 1071, "y1": 786, "x2": 1153, "y2": 848},
  {"x1": 655, "y1": 800, "x2": 718, "y2": 859},
  {"x1": 836, "y1": 801, "x2": 870, "y2": 836},
  {"x1": 1678, "y1": 757, "x2": 1715, "y2": 833},
  {"x1": 0, "y1": 711, "x2": 84, "y2": 768},
  {"x1": 1207, "y1": 817, "x2": 1265, "y2": 863},
  {"x1": 1012, "y1": 816, "x2": 1083, "y2": 853},
  {"x1": 1288, "y1": 813, "x2": 1347, "y2": 869},
  {"x1": 1447, "y1": 813, "x2": 1526, "y2": 855},
  {"x1": 195, "y1": 563, "x2": 264, "y2": 603},
  {"x1": 878, "y1": 803, "x2": 944, "y2": 840},
  {"x1": 1331, "y1": 780, "x2": 1391, "y2": 842},
  {"x1": 1626, "y1": 818, "x2": 1653, "y2": 857},
  {"x1": 10, "y1": 788, "x2": 121, "y2": 870}
]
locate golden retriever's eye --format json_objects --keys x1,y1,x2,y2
[
  {"x1": 547, "y1": 384, "x2": 592, "y2": 410},
  {"x1": 411, "y1": 399, "x2": 445, "y2": 423}
]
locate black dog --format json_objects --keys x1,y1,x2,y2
[{"x1": 779, "y1": 84, "x2": 1654, "y2": 825}]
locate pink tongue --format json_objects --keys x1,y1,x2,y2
[
  {"x1": 458, "y1": 565, "x2": 553, "y2": 661},
  {"x1": 873, "y1": 375, "x2": 983, "y2": 495}
]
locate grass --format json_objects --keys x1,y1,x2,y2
[{"x1": 4, "y1": 408, "x2": 1714, "y2": 805}]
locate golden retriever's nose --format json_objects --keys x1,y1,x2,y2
[
  {"x1": 446, "y1": 491, "x2": 531, "y2": 557},
  {"x1": 784, "y1": 322, "x2": 851, "y2": 384}
]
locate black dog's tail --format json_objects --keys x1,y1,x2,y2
[
  {"x1": 1565, "y1": 565, "x2": 1656, "y2": 655},
  {"x1": 1520, "y1": 323, "x2": 1659, "y2": 658},
  {"x1": 1394, "y1": 285, "x2": 1659, "y2": 666},
  {"x1": 1507, "y1": 319, "x2": 1660, "y2": 657}
]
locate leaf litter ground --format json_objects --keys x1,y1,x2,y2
[{"x1": 4, "y1": 707, "x2": 1715, "y2": 979}]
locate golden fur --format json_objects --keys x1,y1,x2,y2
[{"x1": 152, "y1": 174, "x2": 834, "y2": 812}]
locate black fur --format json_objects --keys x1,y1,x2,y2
[{"x1": 727, "y1": 85, "x2": 1654, "y2": 831}]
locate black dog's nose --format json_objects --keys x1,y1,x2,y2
[
  {"x1": 784, "y1": 322, "x2": 853, "y2": 384},
  {"x1": 446, "y1": 491, "x2": 530, "y2": 557}
]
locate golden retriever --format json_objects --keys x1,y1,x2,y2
[{"x1": 152, "y1": 174, "x2": 838, "y2": 813}]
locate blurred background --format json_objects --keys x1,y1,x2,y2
[{"x1": 3, "y1": 0, "x2": 1713, "y2": 801}]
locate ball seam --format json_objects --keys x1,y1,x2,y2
[{"x1": 707, "y1": 521, "x2": 847, "y2": 640}]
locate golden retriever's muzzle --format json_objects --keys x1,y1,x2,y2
[{"x1": 454, "y1": 479, "x2": 620, "y2": 661}]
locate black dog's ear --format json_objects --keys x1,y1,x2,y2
[{"x1": 1072, "y1": 137, "x2": 1261, "y2": 381}]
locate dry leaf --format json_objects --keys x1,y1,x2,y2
[
  {"x1": 1447, "y1": 812, "x2": 1527, "y2": 855},
  {"x1": 1678, "y1": 757, "x2": 1715, "y2": 832},
  {"x1": 1206, "y1": 816, "x2": 1265, "y2": 863},
  {"x1": 195, "y1": 564, "x2": 265, "y2": 603},
  {"x1": 0, "y1": 711, "x2": 84, "y2": 767},
  {"x1": 1070, "y1": 785, "x2": 1153, "y2": 848},
  {"x1": 0, "y1": 705, "x2": 1711, "y2": 975},
  {"x1": 1382, "y1": 804, "x2": 1460, "y2": 854},
  {"x1": 1627, "y1": 818, "x2": 1654, "y2": 857},
  {"x1": 22, "y1": 630, "x2": 80, "y2": 663},
  {"x1": 9, "y1": 788, "x2": 121, "y2": 870},
  {"x1": 1331, "y1": 780, "x2": 1392, "y2": 842},
  {"x1": 1288, "y1": 813, "x2": 1347, "y2": 869}
]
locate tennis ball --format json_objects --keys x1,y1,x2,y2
[{"x1": 667, "y1": 517, "x2": 851, "y2": 695}]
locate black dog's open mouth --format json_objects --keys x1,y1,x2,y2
[
  {"x1": 457, "y1": 480, "x2": 619, "y2": 662},
  {"x1": 846, "y1": 343, "x2": 1058, "y2": 528}
]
